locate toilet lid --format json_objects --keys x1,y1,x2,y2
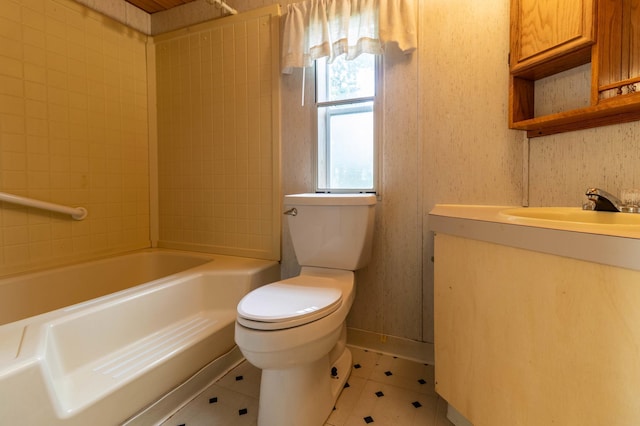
[{"x1": 237, "y1": 281, "x2": 342, "y2": 331}]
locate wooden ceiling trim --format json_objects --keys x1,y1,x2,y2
[{"x1": 126, "y1": 0, "x2": 198, "y2": 14}]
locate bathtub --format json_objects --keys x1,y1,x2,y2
[{"x1": 0, "y1": 249, "x2": 280, "y2": 425}]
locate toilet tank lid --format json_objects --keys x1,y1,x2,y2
[{"x1": 284, "y1": 193, "x2": 376, "y2": 206}]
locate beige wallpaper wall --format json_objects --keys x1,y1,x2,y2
[
  {"x1": 275, "y1": 0, "x2": 525, "y2": 344},
  {"x1": 418, "y1": 1, "x2": 640, "y2": 344},
  {"x1": 276, "y1": 0, "x2": 525, "y2": 344},
  {"x1": 528, "y1": 98, "x2": 640, "y2": 208},
  {"x1": 275, "y1": 10, "x2": 424, "y2": 341},
  {"x1": 529, "y1": 122, "x2": 640, "y2": 207},
  {"x1": 0, "y1": 0, "x2": 150, "y2": 276},
  {"x1": 420, "y1": 1, "x2": 524, "y2": 342}
]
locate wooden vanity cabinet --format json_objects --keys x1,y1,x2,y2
[
  {"x1": 434, "y1": 233, "x2": 640, "y2": 425},
  {"x1": 509, "y1": 0, "x2": 640, "y2": 137}
]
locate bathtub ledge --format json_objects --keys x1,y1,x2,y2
[{"x1": 43, "y1": 309, "x2": 237, "y2": 417}]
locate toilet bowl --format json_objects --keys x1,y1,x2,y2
[{"x1": 234, "y1": 193, "x2": 376, "y2": 426}]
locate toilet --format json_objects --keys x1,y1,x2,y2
[{"x1": 234, "y1": 193, "x2": 376, "y2": 426}]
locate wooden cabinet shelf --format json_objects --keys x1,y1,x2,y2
[
  {"x1": 511, "y1": 92, "x2": 640, "y2": 137},
  {"x1": 509, "y1": 0, "x2": 640, "y2": 137}
]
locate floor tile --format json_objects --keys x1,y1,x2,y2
[
  {"x1": 215, "y1": 360, "x2": 261, "y2": 399},
  {"x1": 161, "y1": 346, "x2": 455, "y2": 426},
  {"x1": 325, "y1": 375, "x2": 367, "y2": 425},
  {"x1": 350, "y1": 347, "x2": 382, "y2": 380},
  {"x1": 369, "y1": 355, "x2": 437, "y2": 396},
  {"x1": 163, "y1": 384, "x2": 259, "y2": 425},
  {"x1": 344, "y1": 379, "x2": 438, "y2": 426}
]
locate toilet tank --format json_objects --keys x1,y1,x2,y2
[{"x1": 284, "y1": 193, "x2": 376, "y2": 270}]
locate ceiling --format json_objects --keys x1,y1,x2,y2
[{"x1": 125, "y1": 0, "x2": 199, "y2": 14}]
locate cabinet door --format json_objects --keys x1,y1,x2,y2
[
  {"x1": 597, "y1": 0, "x2": 640, "y2": 100},
  {"x1": 510, "y1": 0, "x2": 595, "y2": 77}
]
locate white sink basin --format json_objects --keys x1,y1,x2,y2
[
  {"x1": 500, "y1": 207, "x2": 640, "y2": 226},
  {"x1": 430, "y1": 204, "x2": 640, "y2": 270}
]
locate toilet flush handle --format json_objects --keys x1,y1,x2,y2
[{"x1": 283, "y1": 207, "x2": 297, "y2": 216}]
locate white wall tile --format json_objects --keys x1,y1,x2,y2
[
  {"x1": 0, "y1": 0, "x2": 150, "y2": 276},
  {"x1": 153, "y1": 6, "x2": 281, "y2": 261}
]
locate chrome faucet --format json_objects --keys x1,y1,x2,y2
[{"x1": 585, "y1": 188, "x2": 626, "y2": 212}]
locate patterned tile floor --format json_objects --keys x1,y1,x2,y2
[{"x1": 161, "y1": 346, "x2": 454, "y2": 426}]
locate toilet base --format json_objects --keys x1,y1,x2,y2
[{"x1": 257, "y1": 347, "x2": 352, "y2": 426}]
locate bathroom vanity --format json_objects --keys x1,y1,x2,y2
[{"x1": 430, "y1": 205, "x2": 640, "y2": 425}]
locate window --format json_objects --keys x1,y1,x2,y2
[{"x1": 315, "y1": 53, "x2": 380, "y2": 193}]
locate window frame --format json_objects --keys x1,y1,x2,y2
[{"x1": 313, "y1": 55, "x2": 383, "y2": 195}]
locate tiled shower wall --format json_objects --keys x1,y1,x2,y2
[
  {"x1": 152, "y1": 5, "x2": 281, "y2": 261},
  {"x1": 0, "y1": 0, "x2": 150, "y2": 276}
]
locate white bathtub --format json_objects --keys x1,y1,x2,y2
[{"x1": 0, "y1": 249, "x2": 280, "y2": 425}]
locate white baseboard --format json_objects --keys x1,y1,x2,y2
[{"x1": 347, "y1": 327, "x2": 434, "y2": 365}]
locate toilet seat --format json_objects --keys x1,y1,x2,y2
[{"x1": 237, "y1": 278, "x2": 343, "y2": 331}]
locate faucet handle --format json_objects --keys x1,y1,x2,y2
[{"x1": 621, "y1": 189, "x2": 640, "y2": 207}]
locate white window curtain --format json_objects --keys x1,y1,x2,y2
[{"x1": 282, "y1": 0, "x2": 417, "y2": 73}]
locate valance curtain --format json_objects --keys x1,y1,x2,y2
[{"x1": 282, "y1": 0, "x2": 417, "y2": 73}]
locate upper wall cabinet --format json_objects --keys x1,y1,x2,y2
[
  {"x1": 596, "y1": 0, "x2": 640, "y2": 100},
  {"x1": 509, "y1": 0, "x2": 640, "y2": 137},
  {"x1": 510, "y1": 0, "x2": 595, "y2": 78}
]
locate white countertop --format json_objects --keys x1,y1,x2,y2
[{"x1": 429, "y1": 204, "x2": 640, "y2": 272}]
